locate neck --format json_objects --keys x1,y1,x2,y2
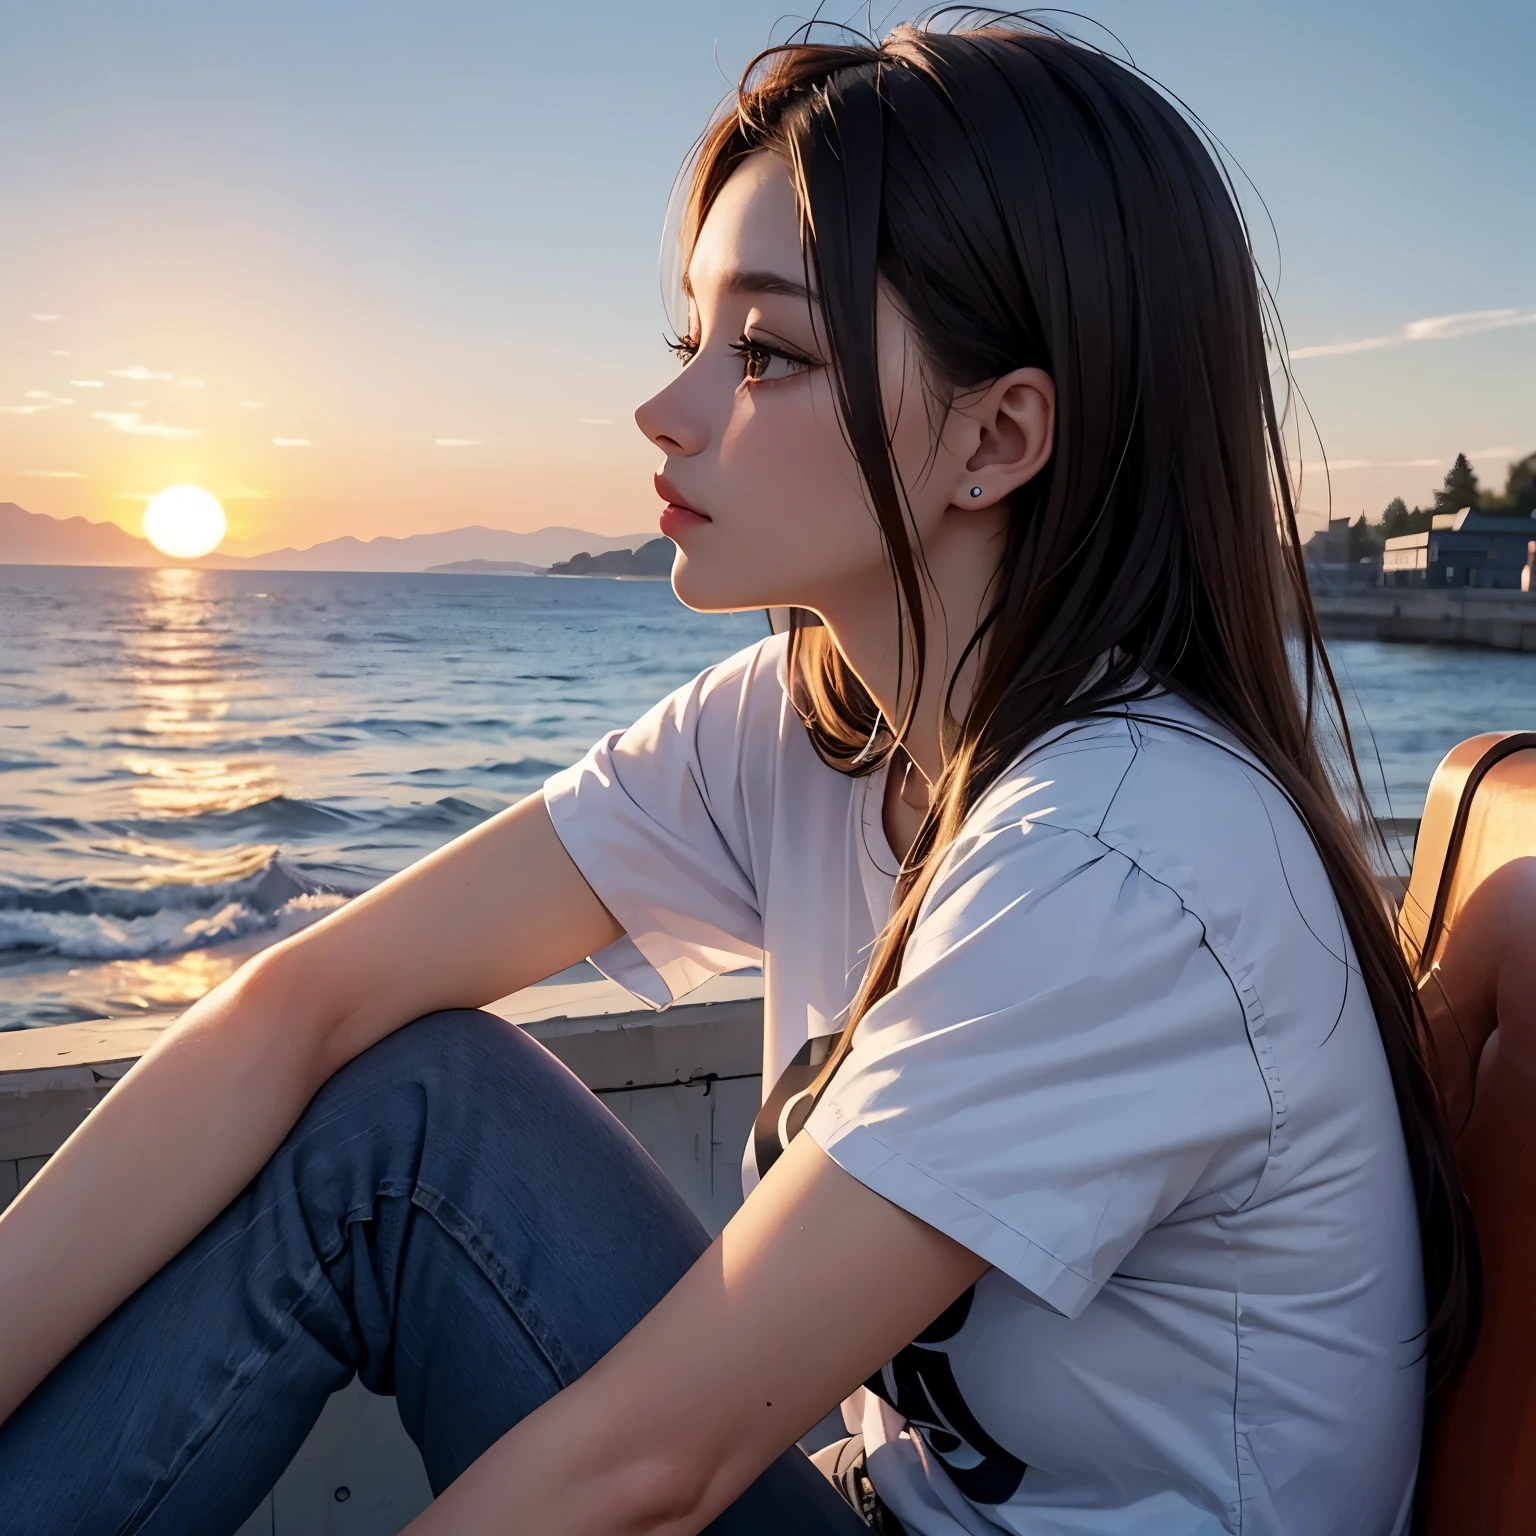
[{"x1": 813, "y1": 506, "x2": 1006, "y2": 784}]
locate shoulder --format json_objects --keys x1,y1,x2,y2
[
  {"x1": 644, "y1": 631, "x2": 789, "y2": 724},
  {"x1": 699, "y1": 630, "x2": 790, "y2": 700},
  {"x1": 954, "y1": 696, "x2": 1306, "y2": 878},
  {"x1": 931, "y1": 693, "x2": 1342, "y2": 985},
  {"x1": 605, "y1": 631, "x2": 794, "y2": 771},
  {"x1": 957, "y1": 697, "x2": 1275, "y2": 841}
]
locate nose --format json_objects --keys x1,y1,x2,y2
[{"x1": 635, "y1": 371, "x2": 707, "y2": 458}]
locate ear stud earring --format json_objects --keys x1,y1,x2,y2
[{"x1": 969, "y1": 486, "x2": 983, "y2": 498}]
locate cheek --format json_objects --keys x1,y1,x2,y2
[{"x1": 672, "y1": 377, "x2": 886, "y2": 613}]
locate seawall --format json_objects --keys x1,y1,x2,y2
[{"x1": 1313, "y1": 588, "x2": 1536, "y2": 652}]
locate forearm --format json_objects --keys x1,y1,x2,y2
[
  {"x1": 0, "y1": 792, "x2": 621, "y2": 1429},
  {"x1": 400, "y1": 1137, "x2": 986, "y2": 1536},
  {"x1": 0, "y1": 956, "x2": 330, "y2": 1424}
]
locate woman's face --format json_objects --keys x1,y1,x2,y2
[{"x1": 634, "y1": 152, "x2": 960, "y2": 619}]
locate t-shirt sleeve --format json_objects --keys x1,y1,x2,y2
[
  {"x1": 541, "y1": 637, "x2": 783, "y2": 1008},
  {"x1": 804, "y1": 813, "x2": 1271, "y2": 1318}
]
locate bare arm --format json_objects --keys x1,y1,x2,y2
[
  {"x1": 406, "y1": 1133, "x2": 989, "y2": 1535},
  {"x1": 0, "y1": 793, "x2": 620, "y2": 1425}
]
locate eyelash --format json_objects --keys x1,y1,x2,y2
[
  {"x1": 662, "y1": 331, "x2": 815, "y2": 382},
  {"x1": 729, "y1": 336, "x2": 813, "y2": 382}
]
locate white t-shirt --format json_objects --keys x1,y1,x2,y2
[{"x1": 542, "y1": 634, "x2": 1424, "y2": 1536}]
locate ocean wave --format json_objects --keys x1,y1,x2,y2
[
  {"x1": 482, "y1": 757, "x2": 564, "y2": 777},
  {"x1": 0, "y1": 793, "x2": 498, "y2": 859},
  {"x1": 0, "y1": 891, "x2": 345, "y2": 962},
  {"x1": 384, "y1": 796, "x2": 489, "y2": 831},
  {"x1": 0, "y1": 795, "x2": 364, "y2": 845},
  {"x1": 0, "y1": 854, "x2": 315, "y2": 919},
  {"x1": 131, "y1": 795, "x2": 366, "y2": 838},
  {"x1": 404, "y1": 756, "x2": 563, "y2": 780},
  {"x1": 0, "y1": 855, "x2": 345, "y2": 959},
  {"x1": 92, "y1": 717, "x2": 462, "y2": 753},
  {"x1": 93, "y1": 732, "x2": 340, "y2": 755}
]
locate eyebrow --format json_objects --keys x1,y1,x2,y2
[{"x1": 682, "y1": 269, "x2": 816, "y2": 302}]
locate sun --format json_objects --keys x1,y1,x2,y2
[{"x1": 142, "y1": 485, "x2": 227, "y2": 560}]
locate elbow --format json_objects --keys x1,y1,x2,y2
[
  {"x1": 216, "y1": 941, "x2": 342, "y2": 1086},
  {"x1": 584, "y1": 1444, "x2": 718, "y2": 1536}
]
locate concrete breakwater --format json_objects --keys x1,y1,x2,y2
[{"x1": 1313, "y1": 588, "x2": 1536, "y2": 652}]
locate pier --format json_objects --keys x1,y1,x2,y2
[
  {"x1": 1313, "y1": 588, "x2": 1536, "y2": 651},
  {"x1": 0, "y1": 975, "x2": 766, "y2": 1535}
]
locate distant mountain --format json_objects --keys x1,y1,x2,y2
[
  {"x1": 425, "y1": 558, "x2": 543, "y2": 575},
  {"x1": 209, "y1": 524, "x2": 651, "y2": 572},
  {"x1": 0, "y1": 502, "x2": 158, "y2": 566},
  {"x1": 548, "y1": 538, "x2": 675, "y2": 578},
  {"x1": 0, "y1": 502, "x2": 651, "y2": 573}
]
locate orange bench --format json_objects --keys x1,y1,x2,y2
[{"x1": 1399, "y1": 731, "x2": 1536, "y2": 1534}]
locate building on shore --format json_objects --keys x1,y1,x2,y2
[
  {"x1": 1383, "y1": 508, "x2": 1536, "y2": 591},
  {"x1": 1303, "y1": 515, "x2": 1382, "y2": 592}
]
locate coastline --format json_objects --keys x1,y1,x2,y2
[{"x1": 1313, "y1": 588, "x2": 1536, "y2": 652}]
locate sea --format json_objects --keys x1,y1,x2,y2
[{"x1": 2, "y1": 563, "x2": 1533, "y2": 1032}]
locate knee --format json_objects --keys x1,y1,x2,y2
[
  {"x1": 315, "y1": 1007, "x2": 585, "y2": 1133},
  {"x1": 287, "y1": 1009, "x2": 546, "y2": 1187},
  {"x1": 337, "y1": 1007, "x2": 524, "y2": 1095}
]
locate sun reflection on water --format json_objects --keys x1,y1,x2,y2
[
  {"x1": 85, "y1": 837, "x2": 281, "y2": 890},
  {"x1": 123, "y1": 756, "x2": 282, "y2": 817},
  {"x1": 121, "y1": 566, "x2": 284, "y2": 814}
]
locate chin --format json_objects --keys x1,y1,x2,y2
[{"x1": 669, "y1": 549, "x2": 780, "y2": 616}]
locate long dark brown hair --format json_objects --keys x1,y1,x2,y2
[{"x1": 679, "y1": 12, "x2": 1475, "y2": 1386}]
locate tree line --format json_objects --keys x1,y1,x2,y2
[{"x1": 1341, "y1": 451, "x2": 1535, "y2": 560}]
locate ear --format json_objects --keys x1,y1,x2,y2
[{"x1": 948, "y1": 366, "x2": 1055, "y2": 509}]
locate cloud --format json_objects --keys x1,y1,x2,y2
[
  {"x1": 50, "y1": 350, "x2": 69, "y2": 357},
  {"x1": 69, "y1": 379, "x2": 106, "y2": 388},
  {"x1": 578, "y1": 417, "x2": 613, "y2": 425},
  {"x1": 272, "y1": 437, "x2": 311, "y2": 447},
  {"x1": 1291, "y1": 306, "x2": 1536, "y2": 361},
  {"x1": 28, "y1": 313, "x2": 59, "y2": 322},
  {"x1": 22, "y1": 469, "x2": 87, "y2": 479},
  {"x1": 434, "y1": 437, "x2": 480, "y2": 447},
  {"x1": 1299, "y1": 458, "x2": 1441, "y2": 472},
  {"x1": 91, "y1": 410, "x2": 201, "y2": 440},
  {"x1": 109, "y1": 365, "x2": 174, "y2": 382},
  {"x1": 239, "y1": 400, "x2": 264, "y2": 409},
  {"x1": 0, "y1": 390, "x2": 75, "y2": 415},
  {"x1": 1402, "y1": 310, "x2": 1535, "y2": 343},
  {"x1": 177, "y1": 378, "x2": 205, "y2": 388}
]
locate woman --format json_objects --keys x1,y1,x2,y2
[{"x1": 0, "y1": 17, "x2": 1473, "y2": 1535}]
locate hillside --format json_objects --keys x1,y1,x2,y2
[
  {"x1": 213, "y1": 524, "x2": 649, "y2": 572},
  {"x1": 425, "y1": 559, "x2": 543, "y2": 575},
  {"x1": 0, "y1": 502, "x2": 650, "y2": 573},
  {"x1": 0, "y1": 502, "x2": 158, "y2": 566},
  {"x1": 547, "y1": 538, "x2": 675, "y2": 577}
]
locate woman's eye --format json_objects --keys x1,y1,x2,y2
[
  {"x1": 666, "y1": 333, "x2": 699, "y2": 367},
  {"x1": 732, "y1": 337, "x2": 812, "y2": 383}
]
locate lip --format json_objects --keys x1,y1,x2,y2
[
  {"x1": 654, "y1": 472, "x2": 711, "y2": 540},
  {"x1": 653, "y1": 472, "x2": 710, "y2": 519}
]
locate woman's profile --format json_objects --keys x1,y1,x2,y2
[{"x1": 0, "y1": 15, "x2": 1475, "y2": 1535}]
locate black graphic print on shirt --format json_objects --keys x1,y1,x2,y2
[
  {"x1": 751, "y1": 1034, "x2": 833, "y2": 1179},
  {"x1": 867, "y1": 1286, "x2": 1029, "y2": 1505}
]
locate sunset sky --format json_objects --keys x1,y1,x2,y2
[{"x1": 2, "y1": 0, "x2": 1531, "y2": 555}]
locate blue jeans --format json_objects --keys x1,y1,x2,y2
[{"x1": 0, "y1": 1010, "x2": 869, "y2": 1534}]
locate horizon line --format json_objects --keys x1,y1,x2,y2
[{"x1": 1, "y1": 498, "x2": 653, "y2": 562}]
